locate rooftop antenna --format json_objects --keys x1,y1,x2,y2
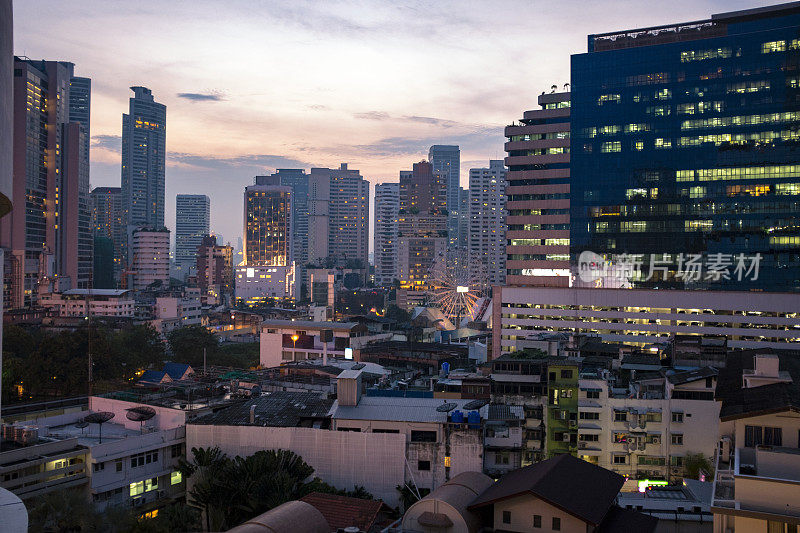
[
  {"x1": 564, "y1": 82, "x2": 570, "y2": 91},
  {"x1": 551, "y1": 84, "x2": 557, "y2": 93}
]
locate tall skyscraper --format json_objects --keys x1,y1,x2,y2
[
  {"x1": 121, "y1": 86, "x2": 166, "y2": 230},
  {"x1": 504, "y1": 91, "x2": 571, "y2": 287},
  {"x1": 1, "y1": 58, "x2": 92, "y2": 307},
  {"x1": 257, "y1": 169, "x2": 309, "y2": 291},
  {"x1": 307, "y1": 163, "x2": 369, "y2": 269},
  {"x1": 91, "y1": 186, "x2": 125, "y2": 281},
  {"x1": 374, "y1": 182, "x2": 400, "y2": 287},
  {"x1": 68, "y1": 76, "x2": 91, "y2": 163},
  {"x1": 468, "y1": 160, "x2": 507, "y2": 289},
  {"x1": 458, "y1": 186, "x2": 469, "y2": 252},
  {"x1": 397, "y1": 161, "x2": 448, "y2": 309},
  {"x1": 429, "y1": 145, "x2": 461, "y2": 249},
  {"x1": 570, "y1": 4, "x2": 800, "y2": 292},
  {"x1": 175, "y1": 194, "x2": 210, "y2": 279}
]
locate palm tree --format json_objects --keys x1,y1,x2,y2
[{"x1": 179, "y1": 446, "x2": 230, "y2": 531}]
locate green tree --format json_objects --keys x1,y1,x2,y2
[
  {"x1": 684, "y1": 452, "x2": 714, "y2": 480},
  {"x1": 28, "y1": 488, "x2": 106, "y2": 532},
  {"x1": 168, "y1": 326, "x2": 219, "y2": 367}
]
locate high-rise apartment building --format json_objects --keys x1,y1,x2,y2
[
  {"x1": 196, "y1": 235, "x2": 233, "y2": 305},
  {"x1": 121, "y1": 86, "x2": 166, "y2": 231},
  {"x1": 175, "y1": 194, "x2": 210, "y2": 279},
  {"x1": 307, "y1": 164, "x2": 369, "y2": 270},
  {"x1": 91, "y1": 187, "x2": 124, "y2": 280},
  {"x1": 373, "y1": 182, "x2": 400, "y2": 287},
  {"x1": 570, "y1": 3, "x2": 800, "y2": 292},
  {"x1": 429, "y1": 145, "x2": 461, "y2": 249},
  {"x1": 468, "y1": 160, "x2": 507, "y2": 290},
  {"x1": 397, "y1": 161, "x2": 448, "y2": 308},
  {"x1": 504, "y1": 91, "x2": 571, "y2": 288},
  {"x1": 257, "y1": 169, "x2": 309, "y2": 292},
  {"x1": 68, "y1": 76, "x2": 91, "y2": 163},
  {"x1": 458, "y1": 187, "x2": 469, "y2": 251},
  {"x1": 236, "y1": 176, "x2": 294, "y2": 302},
  {"x1": 1, "y1": 58, "x2": 92, "y2": 308},
  {"x1": 129, "y1": 227, "x2": 170, "y2": 291}
]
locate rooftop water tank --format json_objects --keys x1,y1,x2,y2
[
  {"x1": 467, "y1": 411, "x2": 480, "y2": 429},
  {"x1": 451, "y1": 410, "x2": 464, "y2": 424}
]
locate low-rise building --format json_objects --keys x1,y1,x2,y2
[
  {"x1": 39, "y1": 288, "x2": 135, "y2": 318},
  {"x1": 712, "y1": 351, "x2": 800, "y2": 532},
  {"x1": 150, "y1": 295, "x2": 202, "y2": 334}
]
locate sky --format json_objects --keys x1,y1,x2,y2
[{"x1": 12, "y1": 0, "x2": 777, "y2": 250}]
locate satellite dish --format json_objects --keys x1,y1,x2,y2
[
  {"x1": 436, "y1": 402, "x2": 458, "y2": 413},
  {"x1": 463, "y1": 399, "x2": 488, "y2": 410},
  {"x1": 83, "y1": 412, "x2": 115, "y2": 444},
  {"x1": 74, "y1": 420, "x2": 89, "y2": 429},
  {"x1": 125, "y1": 406, "x2": 156, "y2": 422},
  {"x1": 126, "y1": 405, "x2": 156, "y2": 433},
  {"x1": 351, "y1": 363, "x2": 366, "y2": 370}
]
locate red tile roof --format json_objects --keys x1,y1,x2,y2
[{"x1": 300, "y1": 492, "x2": 388, "y2": 532}]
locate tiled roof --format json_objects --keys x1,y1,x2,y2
[
  {"x1": 468, "y1": 454, "x2": 624, "y2": 526},
  {"x1": 163, "y1": 362, "x2": 192, "y2": 380},
  {"x1": 139, "y1": 370, "x2": 169, "y2": 385},
  {"x1": 300, "y1": 492, "x2": 388, "y2": 532},
  {"x1": 488, "y1": 404, "x2": 524, "y2": 421}
]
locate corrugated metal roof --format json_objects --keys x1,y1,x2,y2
[
  {"x1": 190, "y1": 391, "x2": 333, "y2": 427},
  {"x1": 332, "y1": 396, "x2": 488, "y2": 423}
]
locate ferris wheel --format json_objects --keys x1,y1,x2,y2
[{"x1": 428, "y1": 248, "x2": 481, "y2": 324}]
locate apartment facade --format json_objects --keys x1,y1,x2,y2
[
  {"x1": 504, "y1": 91, "x2": 571, "y2": 288},
  {"x1": 373, "y1": 182, "x2": 399, "y2": 287},
  {"x1": 468, "y1": 160, "x2": 507, "y2": 291},
  {"x1": 130, "y1": 228, "x2": 170, "y2": 291},
  {"x1": 196, "y1": 235, "x2": 233, "y2": 305}
]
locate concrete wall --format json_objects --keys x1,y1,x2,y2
[{"x1": 187, "y1": 424, "x2": 407, "y2": 505}]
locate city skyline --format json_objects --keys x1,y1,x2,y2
[{"x1": 12, "y1": 0, "x2": 775, "y2": 246}]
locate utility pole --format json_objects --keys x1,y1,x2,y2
[{"x1": 203, "y1": 347, "x2": 207, "y2": 376}]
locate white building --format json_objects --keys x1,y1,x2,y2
[
  {"x1": 150, "y1": 295, "x2": 203, "y2": 334},
  {"x1": 712, "y1": 352, "x2": 800, "y2": 532},
  {"x1": 39, "y1": 288, "x2": 135, "y2": 318},
  {"x1": 235, "y1": 264, "x2": 295, "y2": 304},
  {"x1": 468, "y1": 160, "x2": 506, "y2": 290},
  {"x1": 577, "y1": 367, "x2": 720, "y2": 483},
  {"x1": 373, "y1": 182, "x2": 399, "y2": 287},
  {"x1": 493, "y1": 286, "x2": 800, "y2": 357},
  {"x1": 130, "y1": 228, "x2": 170, "y2": 291},
  {"x1": 1, "y1": 395, "x2": 186, "y2": 513}
]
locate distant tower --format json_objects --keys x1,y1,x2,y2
[
  {"x1": 175, "y1": 194, "x2": 210, "y2": 280},
  {"x1": 468, "y1": 160, "x2": 507, "y2": 289},
  {"x1": 121, "y1": 86, "x2": 166, "y2": 230},
  {"x1": 374, "y1": 182, "x2": 399, "y2": 286},
  {"x1": 428, "y1": 145, "x2": 461, "y2": 249}
]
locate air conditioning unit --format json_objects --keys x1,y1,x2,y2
[
  {"x1": 719, "y1": 436, "x2": 732, "y2": 463},
  {"x1": 579, "y1": 442, "x2": 587, "y2": 449},
  {"x1": 563, "y1": 434, "x2": 571, "y2": 442},
  {"x1": 671, "y1": 467, "x2": 682, "y2": 475},
  {"x1": 651, "y1": 436, "x2": 661, "y2": 445},
  {"x1": 569, "y1": 420, "x2": 578, "y2": 428}
]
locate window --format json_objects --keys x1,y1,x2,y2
[
  {"x1": 671, "y1": 456, "x2": 685, "y2": 467},
  {"x1": 767, "y1": 521, "x2": 785, "y2": 533},
  {"x1": 533, "y1": 514, "x2": 542, "y2": 528},
  {"x1": 585, "y1": 389, "x2": 600, "y2": 399},
  {"x1": 495, "y1": 452, "x2": 510, "y2": 465},
  {"x1": 552, "y1": 517, "x2": 561, "y2": 531},
  {"x1": 560, "y1": 369, "x2": 573, "y2": 379},
  {"x1": 613, "y1": 455, "x2": 627, "y2": 464},
  {"x1": 614, "y1": 411, "x2": 627, "y2": 422},
  {"x1": 417, "y1": 460, "x2": 431, "y2": 471},
  {"x1": 580, "y1": 434, "x2": 599, "y2": 442},
  {"x1": 764, "y1": 427, "x2": 783, "y2": 446},
  {"x1": 93, "y1": 462, "x2": 104, "y2": 472},
  {"x1": 503, "y1": 511, "x2": 511, "y2": 524},
  {"x1": 672, "y1": 412, "x2": 684, "y2": 423},
  {"x1": 745, "y1": 425, "x2": 763, "y2": 447},
  {"x1": 579, "y1": 412, "x2": 600, "y2": 420},
  {"x1": 171, "y1": 471, "x2": 182, "y2": 485},
  {"x1": 171, "y1": 444, "x2": 183, "y2": 458},
  {"x1": 411, "y1": 431, "x2": 437, "y2": 443},
  {"x1": 116, "y1": 461, "x2": 122, "y2": 472},
  {"x1": 672, "y1": 434, "x2": 684, "y2": 445},
  {"x1": 130, "y1": 450, "x2": 159, "y2": 468}
]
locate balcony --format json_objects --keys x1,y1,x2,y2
[{"x1": 713, "y1": 443, "x2": 800, "y2": 520}]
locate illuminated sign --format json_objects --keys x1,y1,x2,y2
[
  {"x1": 444, "y1": 456, "x2": 451, "y2": 468},
  {"x1": 521, "y1": 268, "x2": 571, "y2": 277},
  {"x1": 246, "y1": 268, "x2": 255, "y2": 278},
  {"x1": 637, "y1": 479, "x2": 668, "y2": 493},
  {"x1": 456, "y1": 286, "x2": 469, "y2": 293}
]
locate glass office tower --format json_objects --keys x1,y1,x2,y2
[{"x1": 570, "y1": 3, "x2": 800, "y2": 292}]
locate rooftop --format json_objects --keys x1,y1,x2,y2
[
  {"x1": 299, "y1": 492, "x2": 390, "y2": 532},
  {"x1": 666, "y1": 366, "x2": 717, "y2": 385},
  {"x1": 468, "y1": 454, "x2": 624, "y2": 526},
  {"x1": 190, "y1": 391, "x2": 334, "y2": 427},
  {"x1": 332, "y1": 396, "x2": 489, "y2": 424},
  {"x1": 260, "y1": 319, "x2": 358, "y2": 330},
  {"x1": 61, "y1": 288, "x2": 131, "y2": 297},
  {"x1": 716, "y1": 350, "x2": 800, "y2": 420}
]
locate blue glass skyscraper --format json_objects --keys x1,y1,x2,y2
[{"x1": 570, "y1": 3, "x2": 800, "y2": 292}]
